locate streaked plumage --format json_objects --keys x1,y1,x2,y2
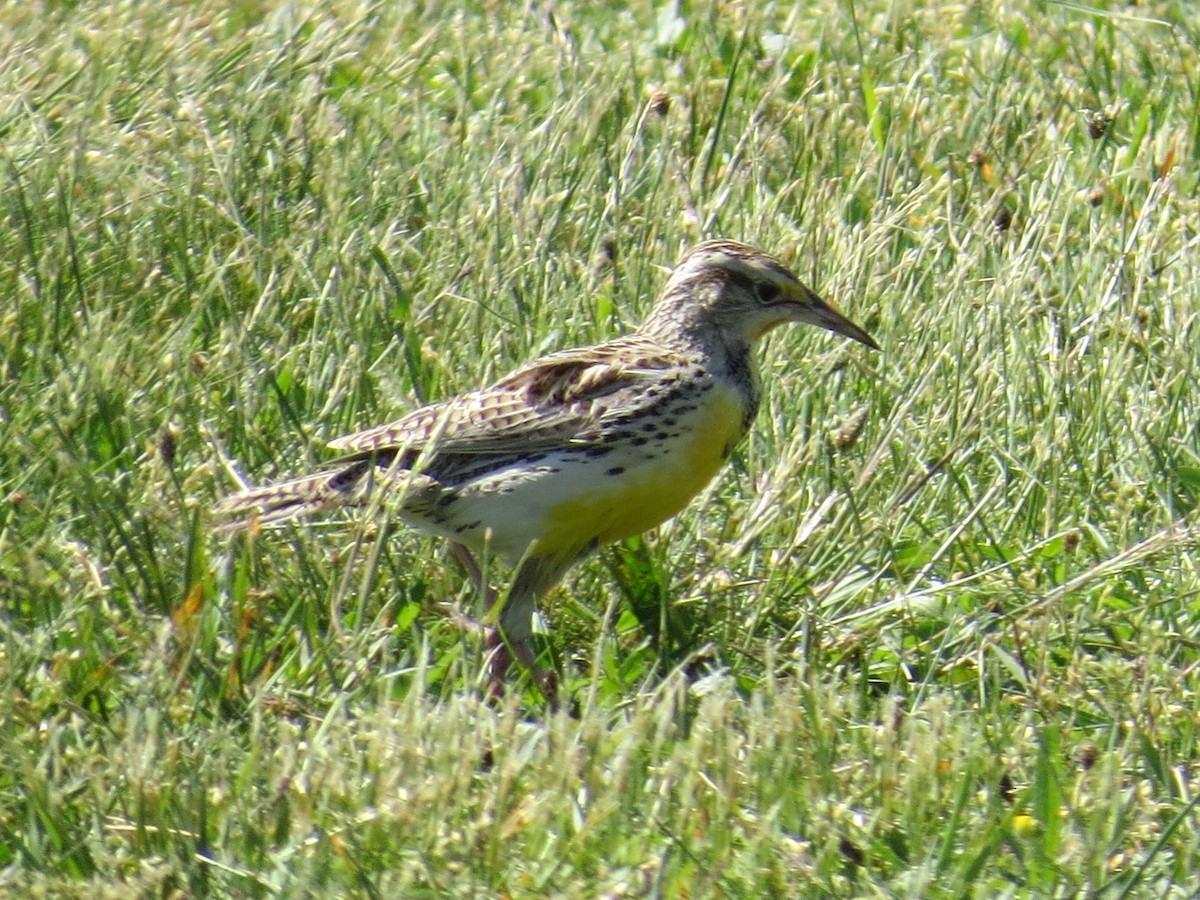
[{"x1": 216, "y1": 239, "x2": 878, "y2": 704}]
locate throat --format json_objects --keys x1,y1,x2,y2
[{"x1": 719, "y1": 343, "x2": 761, "y2": 432}]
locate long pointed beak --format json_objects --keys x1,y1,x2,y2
[{"x1": 786, "y1": 282, "x2": 880, "y2": 350}]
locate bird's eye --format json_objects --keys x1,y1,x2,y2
[{"x1": 755, "y1": 281, "x2": 780, "y2": 304}]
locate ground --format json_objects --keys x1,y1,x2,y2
[{"x1": 2, "y1": 0, "x2": 1199, "y2": 895}]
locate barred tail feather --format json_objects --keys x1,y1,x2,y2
[{"x1": 214, "y1": 458, "x2": 378, "y2": 528}]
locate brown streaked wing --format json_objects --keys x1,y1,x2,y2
[{"x1": 327, "y1": 336, "x2": 688, "y2": 457}]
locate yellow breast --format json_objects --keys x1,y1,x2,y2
[{"x1": 544, "y1": 382, "x2": 748, "y2": 548}]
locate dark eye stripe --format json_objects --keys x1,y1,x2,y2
[{"x1": 727, "y1": 270, "x2": 755, "y2": 294}]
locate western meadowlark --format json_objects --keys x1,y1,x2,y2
[{"x1": 216, "y1": 239, "x2": 878, "y2": 704}]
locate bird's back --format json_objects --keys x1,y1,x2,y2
[{"x1": 350, "y1": 328, "x2": 756, "y2": 562}]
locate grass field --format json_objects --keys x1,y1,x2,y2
[{"x1": 3, "y1": 0, "x2": 1200, "y2": 895}]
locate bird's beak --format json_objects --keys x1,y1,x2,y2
[{"x1": 787, "y1": 282, "x2": 880, "y2": 351}]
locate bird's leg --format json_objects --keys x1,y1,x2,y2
[
  {"x1": 440, "y1": 541, "x2": 497, "y2": 635},
  {"x1": 444, "y1": 542, "x2": 554, "y2": 705},
  {"x1": 444, "y1": 542, "x2": 566, "y2": 708},
  {"x1": 484, "y1": 627, "x2": 559, "y2": 710},
  {"x1": 488, "y1": 552, "x2": 576, "y2": 710},
  {"x1": 450, "y1": 541, "x2": 489, "y2": 596}
]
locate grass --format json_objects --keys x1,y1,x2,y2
[{"x1": 3, "y1": 0, "x2": 1200, "y2": 894}]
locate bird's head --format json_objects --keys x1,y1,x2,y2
[{"x1": 644, "y1": 239, "x2": 879, "y2": 350}]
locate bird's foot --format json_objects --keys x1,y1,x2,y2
[
  {"x1": 484, "y1": 627, "x2": 558, "y2": 710},
  {"x1": 437, "y1": 601, "x2": 487, "y2": 636}
]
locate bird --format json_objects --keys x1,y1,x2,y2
[{"x1": 215, "y1": 239, "x2": 879, "y2": 706}]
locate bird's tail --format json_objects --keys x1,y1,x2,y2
[{"x1": 214, "y1": 456, "x2": 382, "y2": 528}]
